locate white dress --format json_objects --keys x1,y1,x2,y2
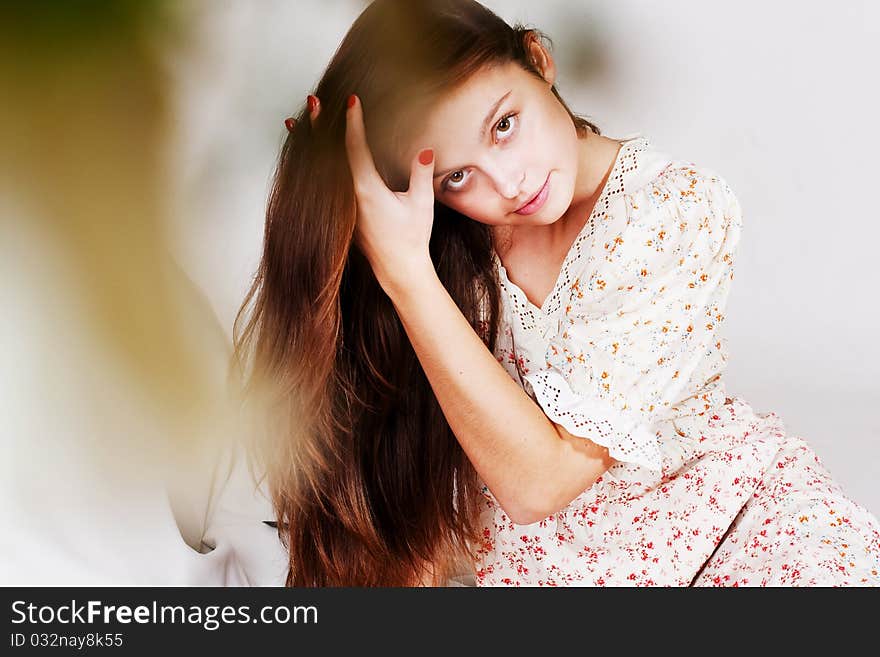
[{"x1": 470, "y1": 135, "x2": 880, "y2": 586}]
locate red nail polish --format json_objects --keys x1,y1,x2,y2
[
  {"x1": 418, "y1": 149, "x2": 434, "y2": 166},
  {"x1": 307, "y1": 95, "x2": 317, "y2": 113},
  {"x1": 347, "y1": 94, "x2": 357, "y2": 109},
  {"x1": 284, "y1": 117, "x2": 296, "y2": 132}
]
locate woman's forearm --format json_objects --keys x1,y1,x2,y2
[{"x1": 382, "y1": 262, "x2": 611, "y2": 525}]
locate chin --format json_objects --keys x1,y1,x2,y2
[{"x1": 542, "y1": 194, "x2": 569, "y2": 225}]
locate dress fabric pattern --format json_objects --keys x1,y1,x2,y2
[{"x1": 472, "y1": 135, "x2": 880, "y2": 586}]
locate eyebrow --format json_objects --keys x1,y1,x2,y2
[{"x1": 433, "y1": 90, "x2": 512, "y2": 180}]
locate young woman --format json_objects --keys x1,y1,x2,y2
[{"x1": 232, "y1": 0, "x2": 880, "y2": 586}]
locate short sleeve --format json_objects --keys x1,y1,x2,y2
[{"x1": 522, "y1": 165, "x2": 743, "y2": 472}]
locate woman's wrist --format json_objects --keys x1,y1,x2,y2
[{"x1": 377, "y1": 254, "x2": 437, "y2": 303}]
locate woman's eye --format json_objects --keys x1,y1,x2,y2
[
  {"x1": 496, "y1": 112, "x2": 517, "y2": 138},
  {"x1": 443, "y1": 169, "x2": 469, "y2": 192},
  {"x1": 442, "y1": 112, "x2": 518, "y2": 193}
]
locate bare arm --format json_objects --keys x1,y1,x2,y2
[{"x1": 384, "y1": 264, "x2": 614, "y2": 525}]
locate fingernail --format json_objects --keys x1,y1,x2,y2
[
  {"x1": 347, "y1": 94, "x2": 357, "y2": 109},
  {"x1": 418, "y1": 149, "x2": 434, "y2": 166},
  {"x1": 284, "y1": 117, "x2": 296, "y2": 132},
  {"x1": 307, "y1": 95, "x2": 317, "y2": 113}
]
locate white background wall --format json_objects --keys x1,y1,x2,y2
[{"x1": 165, "y1": 0, "x2": 879, "y2": 517}]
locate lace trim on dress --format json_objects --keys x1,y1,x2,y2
[{"x1": 523, "y1": 367, "x2": 664, "y2": 472}]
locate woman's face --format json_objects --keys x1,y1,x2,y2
[{"x1": 402, "y1": 57, "x2": 580, "y2": 228}]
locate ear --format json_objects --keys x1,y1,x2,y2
[{"x1": 525, "y1": 31, "x2": 556, "y2": 86}]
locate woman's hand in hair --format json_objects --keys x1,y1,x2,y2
[{"x1": 344, "y1": 94, "x2": 437, "y2": 296}]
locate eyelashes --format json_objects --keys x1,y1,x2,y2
[{"x1": 441, "y1": 112, "x2": 519, "y2": 192}]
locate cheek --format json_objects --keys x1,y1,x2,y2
[
  {"x1": 443, "y1": 178, "x2": 486, "y2": 208},
  {"x1": 441, "y1": 190, "x2": 504, "y2": 225},
  {"x1": 450, "y1": 195, "x2": 488, "y2": 220},
  {"x1": 535, "y1": 102, "x2": 574, "y2": 155}
]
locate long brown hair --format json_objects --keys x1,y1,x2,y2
[{"x1": 231, "y1": 0, "x2": 601, "y2": 586}]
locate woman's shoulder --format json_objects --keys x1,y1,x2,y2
[
  {"x1": 619, "y1": 135, "x2": 739, "y2": 210},
  {"x1": 556, "y1": 135, "x2": 744, "y2": 312}
]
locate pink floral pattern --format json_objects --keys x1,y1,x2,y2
[{"x1": 472, "y1": 136, "x2": 880, "y2": 586}]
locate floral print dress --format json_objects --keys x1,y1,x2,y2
[{"x1": 471, "y1": 135, "x2": 880, "y2": 586}]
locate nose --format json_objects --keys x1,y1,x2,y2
[{"x1": 485, "y1": 163, "x2": 525, "y2": 200}]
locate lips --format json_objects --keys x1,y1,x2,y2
[{"x1": 514, "y1": 174, "x2": 551, "y2": 215}]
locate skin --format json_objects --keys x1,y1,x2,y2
[{"x1": 302, "y1": 36, "x2": 619, "y2": 527}]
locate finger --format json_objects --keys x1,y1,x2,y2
[
  {"x1": 344, "y1": 94, "x2": 383, "y2": 191},
  {"x1": 408, "y1": 148, "x2": 436, "y2": 206},
  {"x1": 307, "y1": 95, "x2": 320, "y2": 125}
]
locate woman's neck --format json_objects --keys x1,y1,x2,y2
[{"x1": 567, "y1": 130, "x2": 624, "y2": 222}]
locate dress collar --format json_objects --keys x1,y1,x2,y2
[{"x1": 492, "y1": 134, "x2": 655, "y2": 322}]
